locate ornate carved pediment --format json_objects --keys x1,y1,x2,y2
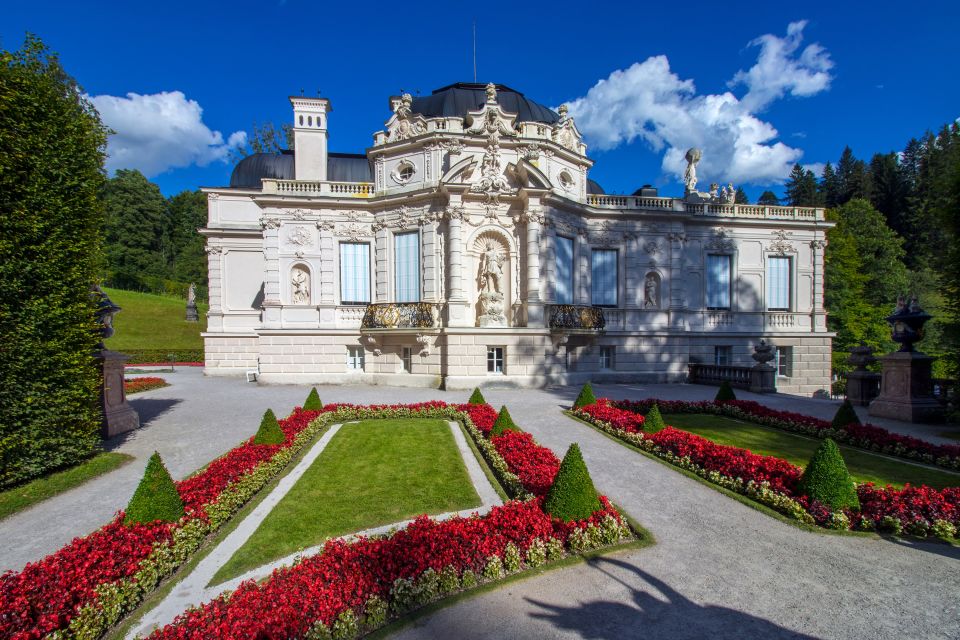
[
  {"x1": 767, "y1": 229, "x2": 795, "y2": 255},
  {"x1": 551, "y1": 104, "x2": 585, "y2": 155},
  {"x1": 384, "y1": 93, "x2": 427, "y2": 142}
]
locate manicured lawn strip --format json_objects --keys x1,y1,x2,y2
[
  {"x1": 103, "y1": 287, "x2": 207, "y2": 352},
  {"x1": 456, "y1": 420, "x2": 510, "y2": 502},
  {"x1": 663, "y1": 413, "x2": 960, "y2": 490},
  {"x1": 212, "y1": 419, "x2": 483, "y2": 584},
  {"x1": 0, "y1": 453, "x2": 134, "y2": 521}
]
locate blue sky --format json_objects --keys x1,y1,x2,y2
[{"x1": 4, "y1": 0, "x2": 958, "y2": 199}]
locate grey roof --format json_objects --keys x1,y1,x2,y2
[
  {"x1": 410, "y1": 83, "x2": 560, "y2": 124},
  {"x1": 587, "y1": 179, "x2": 605, "y2": 195},
  {"x1": 229, "y1": 151, "x2": 372, "y2": 188}
]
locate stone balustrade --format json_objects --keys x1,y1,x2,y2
[
  {"x1": 547, "y1": 304, "x2": 606, "y2": 331},
  {"x1": 586, "y1": 196, "x2": 823, "y2": 221},
  {"x1": 688, "y1": 363, "x2": 755, "y2": 389},
  {"x1": 262, "y1": 179, "x2": 374, "y2": 198},
  {"x1": 361, "y1": 302, "x2": 443, "y2": 329}
]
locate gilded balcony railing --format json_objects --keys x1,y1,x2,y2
[
  {"x1": 548, "y1": 304, "x2": 606, "y2": 331},
  {"x1": 361, "y1": 302, "x2": 441, "y2": 329}
]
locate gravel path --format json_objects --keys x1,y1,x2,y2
[{"x1": 2, "y1": 372, "x2": 958, "y2": 640}]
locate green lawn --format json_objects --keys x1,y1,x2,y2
[
  {"x1": 103, "y1": 287, "x2": 206, "y2": 351},
  {"x1": 211, "y1": 418, "x2": 482, "y2": 585},
  {"x1": 0, "y1": 452, "x2": 134, "y2": 520},
  {"x1": 663, "y1": 413, "x2": 960, "y2": 490}
]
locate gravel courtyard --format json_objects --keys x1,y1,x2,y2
[{"x1": 2, "y1": 369, "x2": 958, "y2": 639}]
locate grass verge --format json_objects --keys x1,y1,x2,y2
[
  {"x1": 103, "y1": 287, "x2": 206, "y2": 352},
  {"x1": 211, "y1": 419, "x2": 483, "y2": 585},
  {"x1": 0, "y1": 453, "x2": 134, "y2": 521},
  {"x1": 664, "y1": 413, "x2": 960, "y2": 490}
]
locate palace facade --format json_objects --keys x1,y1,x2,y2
[{"x1": 202, "y1": 82, "x2": 833, "y2": 395}]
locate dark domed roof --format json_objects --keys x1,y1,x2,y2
[
  {"x1": 229, "y1": 151, "x2": 371, "y2": 188},
  {"x1": 410, "y1": 83, "x2": 560, "y2": 124},
  {"x1": 587, "y1": 179, "x2": 605, "y2": 195}
]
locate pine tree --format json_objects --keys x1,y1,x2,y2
[
  {"x1": 785, "y1": 165, "x2": 819, "y2": 206},
  {"x1": 734, "y1": 187, "x2": 749, "y2": 204},
  {"x1": 798, "y1": 439, "x2": 859, "y2": 511},
  {"x1": 572, "y1": 382, "x2": 597, "y2": 409},
  {"x1": 254, "y1": 408, "x2": 285, "y2": 445},
  {"x1": 543, "y1": 443, "x2": 601, "y2": 521},
  {"x1": 757, "y1": 190, "x2": 781, "y2": 206},
  {"x1": 819, "y1": 162, "x2": 841, "y2": 208},
  {"x1": 124, "y1": 452, "x2": 185, "y2": 525},
  {"x1": 303, "y1": 388, "x2": 323, "y2": 411}
]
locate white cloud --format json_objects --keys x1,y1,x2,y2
[
  {"x1": 565, "y1": 21, "x2": 833, "y2": 186},
  {"x1": 88, "y1": 91, "x2": 246, "y2": 177}
]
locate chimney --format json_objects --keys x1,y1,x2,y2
[{"x1": 289, "y1": 96, "x2": 331, "y2": 181}]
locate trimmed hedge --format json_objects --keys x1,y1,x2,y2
[
  {"x1": 124, "y1": 452, "x2": 184, "y2": 525},
  {"x1": 573, "y1": 382, "x2": 597, "y2": 409},
  {"x1": 644, "y1": 404, "x2": 667, "y2": 433},
  {"x1": 798, "y1": 438, "x2": 860, "y2": 510},
  {"x1": 124, "y1": 349, "x2": 204, "y2": 364},
  {"x1": 468, "y1": 387, "x2": 487, "y2": 405},
  {"x1": 303, "y1": 388, "x2": 323, "y2": 411},
  {"x1": 715, "y1": 381, "x2": 737, "y2": 401},
  {"x1": 543, "y1": 443, "x2": 601, "y2": 521},
  {"x1": 491, "y1": 406, "x2": 519, "y2": 437},
  {"x1": 254, "y1": 409, "x2": 285, "y2": 445},
  {"x1": 831, "y1": 399, "x2": 861, "y2": 429}
]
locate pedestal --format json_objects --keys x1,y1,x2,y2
[
  {"x1": 869, "y1": 351, "x2": 944, "y2": 423},
  {"x1": 846, "y1": 370, "x2": 881, "y2": 406},
  {"x1": 749, "y1": 365, "x2": 776, "y2": 394},
  {"x1": 185, "y1": 301, "x2": 199, "y2": 322},
  {"x1": 98, "y1": 349, "x2": 140, "y2": 438}
]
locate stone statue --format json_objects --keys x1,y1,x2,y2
[
  {"x1": 709, "y1": 183, "x2": 719, "y2": 198},
  {"x1": 479, "y1": 241, "x2": 504, "y2": 293},
  {"x1": 485, "y1": 82, "x2": 497, "y2": 104},
  {"x1": 683, "y1": 148, "x2": 702, "y2": 194},
  {"x1": 291, "y1": 267, "x2": 310, "y2": 305},
  {"x1": 187, "y1": 283, "x2": 196, "y2": 304},
  {"x1": 644, "y1": 273, "x2": 659, "y2": 309},
  {"x1": 185, "y1": 283, "x2": 199, "y2": 322},
  {"x1": 724, "y1": 183, "x2": 736, "y2": 204}
]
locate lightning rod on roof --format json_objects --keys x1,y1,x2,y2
[{"x1": 473, "y1": 20, "x2": 477, "y2": 83}]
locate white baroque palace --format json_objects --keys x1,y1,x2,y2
[{"x1": 202, "y1": 83, "x2": 833, "y2": 394}]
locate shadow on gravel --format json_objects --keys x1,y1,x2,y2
[
  {"x1": 888, "y1": 536, "x2": 960, "y2": 561},
  {"x1": 103, "y1": 398, "x2": 181, "y2": 450},
  {"x1": 526, "y1": 556, "x2": 818, "y2": 640}
]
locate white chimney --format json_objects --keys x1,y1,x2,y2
[{"x1": 289, "y1": 96, "x2": 331, "y2": 181}]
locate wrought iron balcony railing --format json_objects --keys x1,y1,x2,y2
[
  {"x1": 548, "y1": 304, "x2": 606, "y2": 331},
  {"x1": 361, "y1": 302, "x2": 441, "y2": 329}
]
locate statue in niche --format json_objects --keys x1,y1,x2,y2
[
  {"x1": 291, "y1": 266, "x2": 310, "y2": 305},
  {"x1": 477, "y1": 240, "x2": 506, "y2": 327},
  {"x1": 683, "y1": 148, "x2": 701, "y2": 194},
  {"x1": 644, "y1": 273, "x2": 660, "y2": 309}
]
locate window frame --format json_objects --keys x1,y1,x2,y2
[
  {"x1": 599, "y1": 346, "x2": 614, "y2": 370},
  {"x1": 339, "y1": 242, "x2": 371, "y2": 305},
  {"x1": 766, "y1": 255, "x2": 792, "y2": 311},
  {"x1": 706, "y1": 253, "x2": 732, "y2": 310},
  {"x1": 346, "y1": 345, "x2": 365, "y2": 371},
  {"x1": 393, "y1": 231, "x2": 421, "y2": 303},
  {"x1": 555, "y1": 235, "x2": 575, "y2": 305},
  {"x1": 487, "y1": 346, "x2": 504, "y2": 374},
  {"x1": 590, "y1": 248, "x2": 619, "y2": 307},
  {"x1": 401, "y1": 346, "x2": 413, "y2": 373},
  {"x1": 714, "y1": 345, "x2": 732, "y2": 366},
  {"x1": 776, "y1": 346, "x2": 792, "y2": 377}
]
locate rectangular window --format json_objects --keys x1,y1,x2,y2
[
  {"x1": 346, "y1": 346, "x2": 365, "y2": 371},
  {"x1": 555, "y1": 236, "x2": 574, "y2": 304},
  {"x1": 776, "y1": 346, "x2": 792, "y2": 377},
  {"x1": 706, "y1": 254, "x2": 731, "y2": 309},
  {"x1": 591, "y1": 249, "x2": 618, "y2": 307},
  {"x1": 340, "y1": 242, "x2": 370, "y2": 304},
  {"x1": 487, "y1": 346, "x2": 504, "y2": 374},
  {"x1": 599, "y1": 346, "x2": 614, "y2": 370},
  {"x1": 766, "y1": 256, "x2": 790, "y2": 310},
  {"x1": 394, "y1": 232, "x2": 420, "y2": 302},
  {"x1": 714, "y1": 346, "x2": 732, "y2": 366},
  {"x1": 401, "y1": 346, "x2": 413, "y2": 373}
]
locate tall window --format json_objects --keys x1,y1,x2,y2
[
  {"x1": 776, "y1": 346, "x2": 792, "y2": 377},
  {"x1": 766, "y1": 256, "x2": 790, "y2": 310},
  {"x1": 394, "y1": 232, "x2": 420, "y2": 302},
  {"x1": 599, "y1": 346, "x2": 614, "y2": 370},
  {"x1": 591, "y1": 249, "x2": 618, "y2": 307},
  {"x1": 714, "y1": 346, "x2": 732, "y2": 366},
  {"x1": 340, "y1": 242, "x2": 370, "y2": 304},
  {"x1": 555, "y1": 236, "x2": 574, "y2": 304},
  {"x1": 346, "y1": 346, "x2": 365, "y2": 371},
  {"x1": 487, "y1": 346, "x2": 504, "y2": 374},
  {"x1": 706, "y1": 254, "x2": 731, "y2": 309},
  {"x1": 401, "y1": 347, "x2": 413, "y2": 373}
]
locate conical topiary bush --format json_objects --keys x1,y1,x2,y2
[
  {"x1": 124, "y1": 452, "x2": 185, "y2": 525},
  {"x1": 715, "y1": 380, "x2": 736, "y2": 402},
  {"x1": 544, "y1": 443, "x2": 601, "y2": 521},
  {"x1": 303, "y1": 388, "x2": 323, "y2": 411},
  {"x1": 644, "y1": 404, "x2": 667, "y2": 433},
  {"x1": 798, "y1": 438, "x2": 860, "y2": 511},
  {"x1": 491, "y1": 405, "x2": 519, "y2": 437},
  {"x1": 831, "y1": 398, "x2": 860, "y2": 429},
  {"x1": 572, "y1": 382, "x2": 597, "y2": 409},
  {"x1": 254, "y1": 408, "x2": 286, "y2": 445},
  {"x1": 468, "y1": 387, "x2": 487, "y2": 405}
]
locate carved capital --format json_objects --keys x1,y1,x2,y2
[{"x1": 260, "y1": 217, "x2": 281, "y2": 230}]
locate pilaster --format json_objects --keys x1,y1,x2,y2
[{"x1": 261, "y1": 217, "x2": 282, "y2": 329}]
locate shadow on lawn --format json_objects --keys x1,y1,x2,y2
[{"x1": 526, "y1": 556, "x2": 818, "y2": 640}]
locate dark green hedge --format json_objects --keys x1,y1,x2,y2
[
  {"x1": 544, "y1": 443, "x2": 601, "y2": 521},
  {"x1": 0, "y1": 37, "x2": 107, "y2": 488},
  {"x1": 124, "y1": 451, "x2": 185, "y2": 525},
  {"x1": 124, "y1": 349, "x2": 204, "y2": 364},
  {"x1": 798, "y1": 438, "x2": 860, "y2": 511}
]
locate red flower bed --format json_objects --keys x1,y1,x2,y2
[
  {"x1": 577, "y1": 399, "x2": 645, "y2": 433},
  {"x1": 457, "y1": 403, "x2": 498, "y2": 435},
  {"x1": 856, "y1": 484, "x2": 960, "y2": 530},
  {"x1": 124, "y1": 376, "x2": 169, "y2": 394},
  {"x1": 491, "y1": 431, "x2": 561, "y2": 497}
]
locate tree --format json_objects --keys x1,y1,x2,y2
[
  {"x1": 785, "y1": 164, "x2": 819, "y2": 206},
  {"x1": 798, "y1": 439, "x2": 859, "y2": 511},
  {"x1": 103, "y1": 169, "x2": 167, "y2": 286},
  {"x1": 734, "y1": 187, "x2": 749, "y2": 204},
  {"x1": 0, "y1": 36, "x2": 108, "y2": 488},
  {"x1": 836, "y1": 146, "x2": 871, "y2": 203},
  {"x1": 543, "y1": 443, "x2": 601, "y2": 521},
  {"x1": 124, "y1": 451, "x2": 185, "y2": 524},
  {"x1": 819, "y1": 162, "x2": 841, "y2": 208},
  {"x1": 230, "y1": 121, "x2": 293, "y2": 161},
  {"x1": 832, "y1": 199, "x2": 908, "y2": 308},
  {"x1": 868, "y1": 152, "x2": 908, "y2": 237},
  {"x1": 757, "y1": 190, "x2": 781, "y2": 206},
  {"x1": 166, "y1": 190, "x2": 208, "y2": 287}
]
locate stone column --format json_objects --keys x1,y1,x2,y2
[
  {"x1": 524, "y1": 206, "x2": 544, "y2": 326},
  {"x1": 810, "y1": 237, "x2": 826, "y2": 332},
  {"x1": 261, "y1": 216, "x2": 282, "y2": 329}
]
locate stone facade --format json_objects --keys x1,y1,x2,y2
[{"x1": 202, "y1": 83, "x2": 834, "y2": 395}]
